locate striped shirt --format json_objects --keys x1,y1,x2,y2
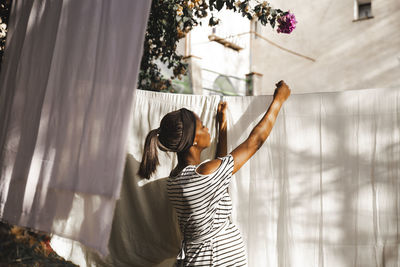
[{"x1": 167, "y1": 154, "x2": 247, "y2": 266}]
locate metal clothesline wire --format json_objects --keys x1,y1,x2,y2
[{"x1": 192, "y1": 31, "x2": 316, "y2": 62}]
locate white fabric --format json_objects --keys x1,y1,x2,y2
[
  {"x1": 0, "y1": 0, "x2": 151, "y2": 254},
  {"x1": 75, "y1": 88, "x2": 398, "y2": 267},
  {"x1": 225, "y1": 89, "x2": 400, "y2": 267},
  {"x1": 51, "y1": 91, "x2": 223, "y2": 267}
]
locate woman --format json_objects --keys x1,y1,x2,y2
[{"x1": 138, "y1": 81, "x2": 291, "y2": 266}]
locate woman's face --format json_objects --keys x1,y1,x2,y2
[{"x1": 194, "y1": 115, "x2": 211, "y2": 148}]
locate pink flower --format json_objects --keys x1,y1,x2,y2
[{"x1": 277, "y1": 12, "x2": 297, "y2": 34}]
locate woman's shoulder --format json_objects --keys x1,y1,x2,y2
[
  {"x1": 169, "y1": 154, "x2": 233, "y2": 180},
  {"x1": 195, "y1": 159, "x2": 222, "y2": 175},
  {"x1": 195, "y1": 154, "x2": 233, "y2": 176}
]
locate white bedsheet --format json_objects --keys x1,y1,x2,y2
[
  {"x1": 0, "y1": 0, "x2": 151, "y2": 255},
  {"x1": 53, "y1": 89, "x2": 399, "y2": 267}
]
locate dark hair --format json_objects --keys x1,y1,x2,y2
[{"x1": 138, "y1": 108, "x2": 196, "y2": 179}]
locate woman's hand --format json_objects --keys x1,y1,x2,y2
[
  {"x1": 273, "y1": 80, "x2": 291, "y2": 102},
  {"x1": 217, "y1": 101, "x2": 228, "y2": 128}
]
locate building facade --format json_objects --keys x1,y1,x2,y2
[{"x1": 178, "y1": 0, "x2": 400, "y2": 95}]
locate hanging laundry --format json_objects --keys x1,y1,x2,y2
[
  {"x1": 55, "y1": 88, "x2": 399, "y2": 267},
  {"x1": 0, "y1": 0, "x2": 151, "y2": 255}
]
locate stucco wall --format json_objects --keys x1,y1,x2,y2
[{"x1": 251, "y1": 0, "x2": 400, "y2": 94}]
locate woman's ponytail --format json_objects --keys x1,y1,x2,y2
[
  {"x1": 138, "y1": 129, "x2": 160, "y2": 179},
  {"x1": 138, "y1": 108, "x2": 197, "y2": 179}
]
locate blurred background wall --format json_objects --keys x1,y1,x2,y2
[{"x1": 171, "y1": 0, "x2": 400, "y2": 95}]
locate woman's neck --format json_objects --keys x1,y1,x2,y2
[
  {"x1": 178, "y1": 147, "x2": 202, "y2": 166},
  {"x1": 171, "y1": 148, "x2": 203, "y2": 178}
]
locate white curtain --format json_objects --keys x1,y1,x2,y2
[
  {"x1": 0, "y1": 0, "x2": 151, "y2": 254},
  {"x1": 62, "y1": 89, "x2": 398, "y2": 267}
]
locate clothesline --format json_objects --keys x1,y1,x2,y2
[{"x1": 51, "y1": 88, "x2": 399, "y2": 267}]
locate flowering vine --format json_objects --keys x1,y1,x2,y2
[
  {"x1": 276, "y1": 11, "x2": 297, "y2": 34},
  {"x1": 139, "y1": 0, "x2": 296, "y2": 92}
]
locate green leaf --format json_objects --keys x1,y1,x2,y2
[
  {"x1": 209, "y1": 0, "x2": 216, "y2": 9},
  {"x1": 216, "y1": 0, "x2": 224, "y2": 11},
  {"x1": 270, "y1": 18, "x2": 275, "y2": 28}
]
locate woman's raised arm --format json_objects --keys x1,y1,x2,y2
[
  {"x1": 215, "y1": 101, "x2": 228, "y2": 158},
  {"x1": 230, "y1": 80, "x2": 291, "y2": 174}
]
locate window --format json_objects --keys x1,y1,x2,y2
[
  {"x1": 359, "y1": 3, "x2": 372, "y2": 19},
  {"x1": 354, "y1": 0, "x2": 373, "y2": 21}
]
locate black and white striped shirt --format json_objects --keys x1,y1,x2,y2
[{"x1": 167, "y1": 154, "x2": 247, "y2": 266}]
